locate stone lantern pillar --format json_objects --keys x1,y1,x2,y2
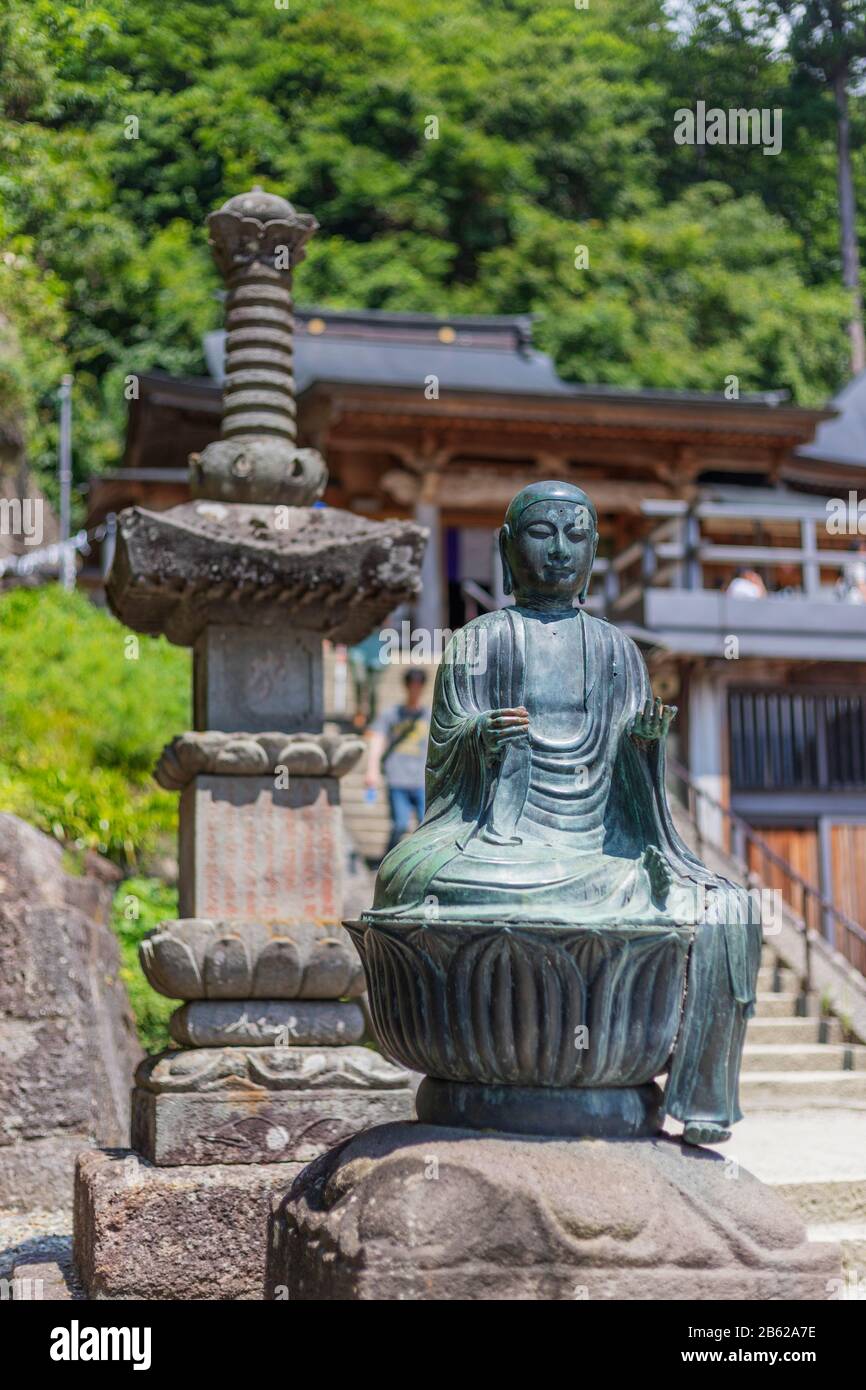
[{"x1": 73, "y1": 189, "x2": 426, "y2": 1300}]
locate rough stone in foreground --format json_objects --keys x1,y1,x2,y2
[
  {"x1": 10, "y1": 1260, "x2": 77, "y2": 1300},
  {"x1": 74, "y1": 1148, "x2": 298, "y2": 1300},
  {"x1": 106, "y1": 501, "x2": 426, "y2": 647},
  {"x1": 0, "y1": 814, "x2": 141, "y2": 1210},
  {"x1": 268, "y1": 1122, "x2": 842, "y2": 1301}
]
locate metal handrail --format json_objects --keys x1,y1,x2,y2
[{"x1": 667, "y1": 756, "x2": 866, "y2": 996}]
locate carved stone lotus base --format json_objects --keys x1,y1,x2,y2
[
  {"x1": 141, "y1": 917, "x2": 365, "y2": 1001},
  {"x1": 415, "y1": 1077, "x2": 664, "y2": 1138},
  {"x1": 136, "y1": 1044, "x2": 411, "y2": 1094},
  {"x1": 155, "y1": 730, "x2": 365, "y2": 789},
  {"x1": 131, "y1": 1045, "x2": 414, "y2": 1166},
  {"x1": 269, "y1": 1122, "x2": 841, "y2": 1301}
]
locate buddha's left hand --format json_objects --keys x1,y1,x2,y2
[{"x1": 631, "y1": 697, "x2": 677, "y2": 741}]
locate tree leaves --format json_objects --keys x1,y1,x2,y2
[{"x1": 0, "y1": 0, "x2": 860, "y2": 496}]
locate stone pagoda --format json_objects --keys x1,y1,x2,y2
[{"x1": 73, "y1": 188, "x2": 424, "y2": 1300}]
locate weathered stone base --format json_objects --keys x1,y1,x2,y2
[
  {"x1": 131, "y1": 1084, "x2": 414, "y2": 1165},
  {"x1": 268, "y1": 1122, "x2": 842, "y2": 1301},
  {"x1": 74, "y1": 1148, "x2": 299, "y2": 1300}
]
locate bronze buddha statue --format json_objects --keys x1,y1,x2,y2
[{"x1": 352, "y1": 481, "x2": 762, "y2": 1147}]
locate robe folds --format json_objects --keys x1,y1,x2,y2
[{"x1": 368, "y1": 605, "x2": 762, "y2": 1126}]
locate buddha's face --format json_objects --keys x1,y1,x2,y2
[{"x1": 504, "y1": 500, "x2": 597, "y2": 605}]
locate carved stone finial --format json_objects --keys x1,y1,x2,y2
[
  {"x1": 206, "y1": 186, "x2": 319, "y2": 281},
  {"x1": 191, "y1": 187, "x2": 327, "y2": 506}
]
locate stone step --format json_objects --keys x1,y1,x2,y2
[
  {"x1": 746, "y1": 1016, "x2": 842, "y2": 1045},
  {"x1": 778, "y1": 1177, "x2": 866, "y2": 1224},
  {"x1": 340, "y1": 771, "x2": 391, "y2": 862},
  {"x1": 806, "y1": 1222, "x2": 866, "y2": 1275},
  {"x1": 754, "y1": 991, "x2": 810, "y2": 1018},
  {"x1": 739, "y1": 1071, "x2": 866, "y2": 1107},
  {"x1": 741, "y1": 1044, "x2": 866, "y2": 1073},
  {"x1": 756, "y1": 963, "x2": 797, "y2": 992}
]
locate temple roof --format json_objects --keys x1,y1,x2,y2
[
  {"x1": 202, "y1": 305, "x2": 791, "y2": 407},
  {"x1": 797, "y1": 368, "x2": 866, "y2": 469}
]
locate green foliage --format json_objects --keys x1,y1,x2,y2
[
  {"x1": 0, "y1": 585, "x2": 189, "y2": 866},
  {"x1": 466, "y1": 184, "x2": 849, "y2": 402},
  {"x1": 0, "y1": 0, "x2": 862, "y2": 493},
  {"x1": 111, "y1": 874, "x2": 177, "y2": 1053}
]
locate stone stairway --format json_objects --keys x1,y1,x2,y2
[
  {"x1": 667, "y1": 795, "x2": 866, "y2": 1279},
  {"x1": 718, "y1": 942, "x2": 866, "y2": 1282},
  {"x1": 743, "y1": 953, "x2": 866, "y2": 1105}
]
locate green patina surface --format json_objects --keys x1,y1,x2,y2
[{"x1": 359, "y1": 482, "x2": 763, "y2": 1141}]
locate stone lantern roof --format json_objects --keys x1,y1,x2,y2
[{"x1": 105, "y1": 187, "x2": 426, "y2": 646}]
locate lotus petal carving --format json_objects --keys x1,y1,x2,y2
[
  {"x1": 140, "y1": 918, "x2": 366, "y2": 1001},
  {"x1": 346, "y1": 919, "x2": 690, "y2": 1089}
]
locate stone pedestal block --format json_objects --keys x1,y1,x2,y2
[
  {"x1": 132, "y1": 1045, "x2": 416, "y2": 1165},
  {"x1": 132, "y1": 1086, "x2": 411, "y2": 1166},
  {"x1": 193, "y1": 624, "x2": 323, "y2": 733},
  {"x1": 179, "y1": 775, "x2": 341, "y2": 921},
  {"x1": 268, "y1": 1122, "x2": 842, "y2": 1301},
  {"x1": 74, "y1": 1148, "x2": 298, "y2": 1300}
]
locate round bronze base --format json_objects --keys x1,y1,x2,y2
[{"x1": 415, "y1": 1078, "x2": 665, "y2": 1139}]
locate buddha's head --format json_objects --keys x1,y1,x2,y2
[{"x1": 499, "y1": 481, "x2": 598, "y2": 608}]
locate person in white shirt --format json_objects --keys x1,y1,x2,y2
[
  {"x1": 726, "y1": 568, "x2": 767, "y2": 600},
  {"x1": 838, "y1": 540, "x2": 866, "y2": 604}
]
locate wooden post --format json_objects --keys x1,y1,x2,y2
[
  {"x1": 800, "y1": 516, "x2": 820, "y2": 597},
  {"x1": 414, "y1": 498, "x2": 443, "y2": 638},
  {"x1": 684, "y1": 509, "x2": 701, "y2": 590}
]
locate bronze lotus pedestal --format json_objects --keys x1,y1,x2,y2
[
  {"x1": 347, "y1": 918, "x2": 689, "y2": 1138},
  {"x1": 271, "y1": 481, "x2": 840, "y2": 1301}
]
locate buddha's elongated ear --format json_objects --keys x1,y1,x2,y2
[
  {"x1": 578, "y1": 531, "x2": 599, "y2": 604},
  {"x1": 498, "y1": 525, "x2": 514, "y2": 595}
]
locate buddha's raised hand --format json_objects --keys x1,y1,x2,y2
[
  {"x1": 479, "y1": 707, "x2": 530, "y2": 757},
  {"x1": 631, "y1": 696, "x2": 677, "y2": 741}
]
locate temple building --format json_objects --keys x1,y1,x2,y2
[{"x1": 86, "y1": 305, "x2": 866, "y2": 971}]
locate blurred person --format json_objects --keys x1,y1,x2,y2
[
  {"x1": 365, "y1": 668, "x2": 430, "y2": 853},
  {"x1": 773, "y1": 563, "x2": 802, "y2": 597},
  {"x1": 837, "y1": 539, "x2": 866, "y2": 604},
  {"x1": 726, "y1": 568, "x2": 767, "y2": 599}
]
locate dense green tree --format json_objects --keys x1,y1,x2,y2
[
  {"x1": 759, "y1": 2, "x2": 866, "y2": 372},
  {"x1": 0, "y1": 0, "x2": 860, "y2": 504}
]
